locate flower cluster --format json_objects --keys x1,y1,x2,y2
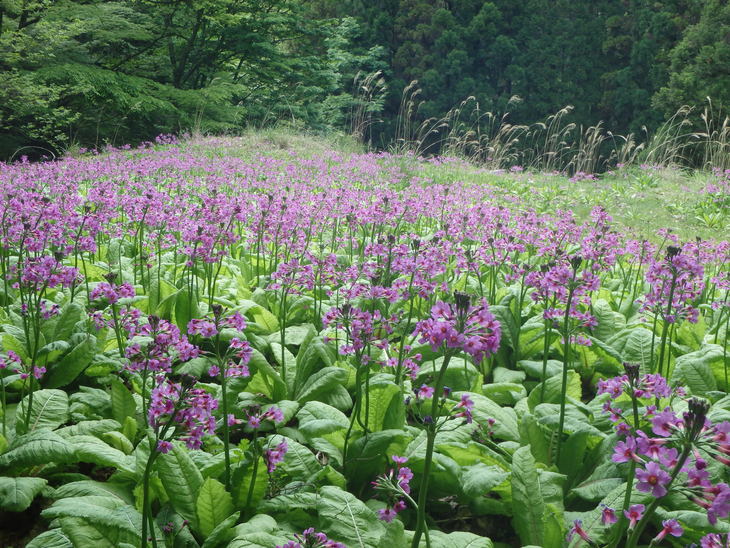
[
  {"x1": 276, "y1": 528, "x2": 345, "y2": 548},
  {"x1": 413, "y1": 293, "x2": 501, "y2": 362},
  {"x1": 207, "y1": 337, "x2": 252, "y2": 378},
  {"x1": 601, "y1": 384, "x2": 730, "y2": 527},
  {"x1": 149, "y1": 377, "x2": 218, "y2": 451},
  {"x1": 90, "y1": 280, "x2": 135, "y2": 304},
  {"x1": 187, "y1": 307, "x2": 248, "y2": 338},
  {"x1": 641, "y1": 245, "x2": 704, "y2": 324},
  {"x1": 125, "y1": 315, "x2": 198, "y2": 373},
  {"x1": 0, "y1": 350, "x2": 44, "y2": 380},
  {"x1": 323, "y1": 304, "x2": 388, "y2": 357},
  {"x1": 372, "y1": 455, "x2": 413, "y2": 523},
  {"x1": 597, "y1": 371, "x2": 674, "y2": 401},
  {"x1": 264, "y1": 439, "x2": 288, "y2": 473},
  {"x1": 17, "y1": 255, "x2": 80, "y2": 290}
]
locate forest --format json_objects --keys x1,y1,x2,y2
[{"x1": 2, "y1": 0, "x2": 730, "y2": 160}]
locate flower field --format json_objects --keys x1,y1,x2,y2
[{"x1": 0, "y1": 135, "x2": 728, "y2": 548}]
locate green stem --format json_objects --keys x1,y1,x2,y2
[
  {"x1": 411, "y1": 351, "x2": 453, "y2": 548},
  {"x1": 555, "y1": 274, "x2": 577, "y2": 465}
]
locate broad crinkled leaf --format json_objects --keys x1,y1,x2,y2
[
  {"x1": 196, "y1": 477, "x2": 234, "y2": 537},
  {"x1": 317, "y1": 486, "x2": 387, "y2": 547},
  {"x1": 16, "y1": 389, "x2": 69, "y2": 435},
  {"x1": 157, "y1": 443, "x2": 204, "y2": 529},
  {"x1": 0, "y1": 476, "x2": 47, "y2": 511},
  {"x1": 511, "y1": 445, "x2": 544, "y2": 546},
  {"x1": 671, "y1": 344, "x2": 722, "y2": 394},
  {"x1": 0, "y1": 430, "x2": 76, "y2": 469}
]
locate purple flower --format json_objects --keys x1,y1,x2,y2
[
  {"x1": 652, "y1": 519, "x2": 683, "y2": 542},
  {"x1": 707, "y1": 483, "x2": 730, "y2": 525},
  {"x1": 417, "y1": 384, "x2": 434, "y2": 399},
  {"x1": 636, "y1": 461, "x2": 671, "y2": 497},
  {"x1": 454, "y1": 393, "x2": 474, "y2": 424},
  {"x1": 651, "y1": 408, "x2": 680, "y2": 436},
  {"x1": 600, "y1": 505, "x2": 617, "y2": 525},
  {"x1": 612, "y1": 437, "x2": 639, "y2": 463},
  {"x1": 624, "y1": 504, "x2": 644, "y2": 529},
  {"x1": 700, "y1": 533, "x2": 729, "y2": 548},
  {"x1": 566, "y1": 520, "x2": 592, "y2": 543},
  {"x1": 157, "y1": 440, "x2": 173, "y2": 453},
  {"x1": 264, "y1": 439, "x2": 288, "y2": 473}
]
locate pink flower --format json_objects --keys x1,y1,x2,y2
[
  {"x1": 157, "y1": 440, "x2": 173, "y2": 453},
  {"x1": 566, "y1": 520, "x2": 592, "y2": 543},
  {"x1": 652, "y1": 519, "x2": 683, "y2": 542},
  {"x1": 264, "y1": 439, "x2": 288, "y2": 473},
  {"x1": 636, "y1": 461, "x2": 671, "y2": 497},
  {"x1": 600, "y1": 505, "x2": 617, "y2": 525},
  {"x1": 417, "y1": 384, "x2": 434, "y2": 399},
  {"x1": 612, "y1": 437, "x2": 640, "y2": 463},
  {"x1": 624, "y1": 504, "x2": 645, "y2": 529}
]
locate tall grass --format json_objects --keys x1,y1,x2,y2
[{"x1": 388, "y1": 85, "x2": 730, "y2": 173}]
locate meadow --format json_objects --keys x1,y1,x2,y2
[{"x1": 0, "y1": 133, "x2": 728, "y2": 548}]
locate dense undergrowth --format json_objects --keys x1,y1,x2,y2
[{"x1": 0, "y1": 135, "x2": 728, "y2": 548}]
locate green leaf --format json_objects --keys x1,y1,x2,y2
[
  {"x1": 357, "y1": 379, "x2": 404, "y2": 431},
  {"x1": 157, "y1": 443, "x2": 204, "y2": 529},
  {"x1": 201, "y1": 511, "x2": 240, "y2": 548},
  {"x1": 518, "y1": 359, "x2": 562, "y2": 380},
  {"x1": 228, "y1": 514, "x2": 289, "y2": 547},
  {"x1": 460, "y1": 463, "x2": 510, "y2": 499},
  {"x1": 43, "y1": 496, "x2": 143, "y2": 546},
  {"x1": 608, "y1": 327, "x2": 654, "y2": 372},
  {"x1": 44, "y1": 336, "x2": 96, "y2": 388},
  {"x1": 671, "y1": 344, "x2": 722, "y2": 394},
  {"x1": 518, "y1": 413, "x2": 553, "y2": 465},
  {"x1": 67, "y1": 435, "x2": 135, "y2": 473},
  {"x1": 0, "y1": 430, "x2": 76, "y2": 469},
  {"x1": 102, "y1": 431, "x2": 134, "y2": 454},
  {"x1": 294, "y1": 366, "x2": 348, "y2": 403},
  {"x1": 109, "y1": 378, "x2": 137, "y2": 427},
  {"x1": 527, "y1": 371, "x2": 581, "y2": 411},
  {"x1": 511, "y1": 445, "x2": 545, "y2": 546},
  {"x1": 231, "y1": 457, "x2": 267, "y2": 511},
  {"x1": 593, "y1": 299, "x2": 625, "y2": 341},
  {"x1": 196, "y1": 477, "x2": 234, "y2": 537},
  {"x1": 292, "y1": 336, "x2": 336, "y2": 395},
  {"x1": 317, "y1": 486, "x2": 387, "y2": 547},
  {"x1": 571, "y1": 478, "x2": 624, "y2": 502},
  {"x1": 175, "y1": 289, "x2": 199, "y2": 333},
  {"x1": 482, "y1": 382, "x2": 526, "y2": 405},
  {"x1": 346, "y1": 430, "x2": 410, "y2": 490},
  {"x1": 0, "y1": 476, "x2": 47, "y2": 511},
  {"x1": 53, "y1": 480, "x2": 134, "y2": 504},
  {"x1": 15, "y1": 389, "x2": 69, "y2": 435},
  {"x1": 51, "y1": 302, "x2": 84, "y2": 342},
  {"x1": 416, "y1": 530, "x2": 494, "y2": 548},
  {"x1": 26, "y1": 529, "x2": 72, "y2": 548}
]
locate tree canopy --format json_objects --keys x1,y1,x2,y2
[{"x1": 1, "y1": 0, "x2": 730, "y2": 159}]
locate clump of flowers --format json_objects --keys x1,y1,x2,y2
[
  {"x1": 598, "y1": 367, "x2": 730, "y2": 544},
  {"x1": 264, "y1": 439, "x2": 289, "y2": 473},
  {"x1": 0, "y1": 350, "x2": 44, "y2": 381},
  {"x1": 413, "y1": 292, "x2": 501, "y2": 363},
  {"x1": 641, "y1": 245, "x2": 704, "y2": 324},
  {"x1": 323, "y1": 303, "x2": 389, "y2": 358},
  {"x1": 372, "y1": 455, "x2": 414, "y2": 523},
  {"x1": 148, "y1": 376, "x2": 218, "y2": 451},
  {"x1": 276, "y1": 528, "x2": 345, "y2": 548}
]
